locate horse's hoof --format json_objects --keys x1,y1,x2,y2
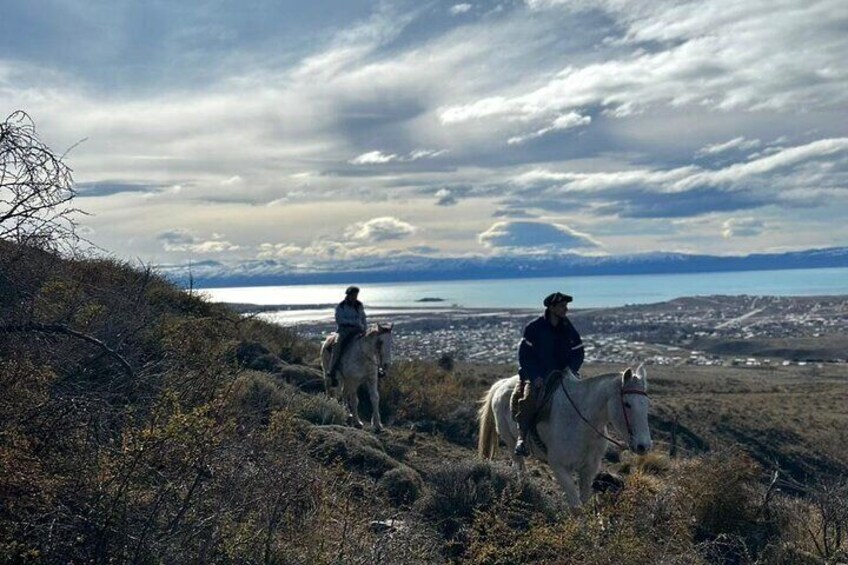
[
  {"x1": 354, "y1": 421, "x2": 364, "y2": 429},
  {"x1": 373, "y1": 426, "x2": 384, "y2": 434}
]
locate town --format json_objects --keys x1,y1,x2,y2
[{"x1": 286, "y1": 295, "x2": 848, "y2": 367}]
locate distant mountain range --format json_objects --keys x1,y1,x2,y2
[{"x1": 160, "y1": 246, "x2": 848, "y2": 288}]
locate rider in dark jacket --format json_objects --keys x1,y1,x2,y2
[
  {"x1": 328, "y1": 286, "x2": 367, "y2": 386},
  {"x1": 514, "y1": 291, "x2": 584, "y2": 456}
]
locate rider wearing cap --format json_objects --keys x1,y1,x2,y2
[
  {"x1": 513, "y1": 291, "x2": 584, "y2": 456},
  {"x1": 328, "y1": 286, "x2": 368, "y2": 386}
]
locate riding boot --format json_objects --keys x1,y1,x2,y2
[
  {"x1": 515, "y1": 381, "x2": 536, "y2": 457},
  {"x1": 514, "y1": 392, "x2": 534, "y2": 457},
  {"x1": 327, "y1": 344, "x2": 342, "y2": 386}
]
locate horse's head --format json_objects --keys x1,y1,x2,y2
[
  {"x1": 373, "y1": 323, "x2": 393, "y2": 374},
  {"x1": 611, "y1": 364, "x2": 652, "y2": 455}
]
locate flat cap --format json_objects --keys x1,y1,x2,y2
[
  {"x1": 345, "y1": 285, "x2": 360, "y2": 295},
  {"x1": 543, "y1": 292, "x2": 573, "y2": 307}
]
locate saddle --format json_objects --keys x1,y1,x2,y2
[{"x1": 510, "y1": 371, "x2": 566, "y2": 454}]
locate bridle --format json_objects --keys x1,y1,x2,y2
[
  {"x1": 359, "y1": 330, "x2": 390, "y2": 370},
  {"x1": 559, "y1": 375, "x2": 649, "y2": 451},
  {"x1": 619, "y1": 386, "x2": 649, "y2": 446}
]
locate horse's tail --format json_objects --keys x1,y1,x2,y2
[{"x1": 477, "y1": 383, "x2": 499, "y2": 460}]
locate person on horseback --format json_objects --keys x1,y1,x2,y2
[
  {"x1": 513, "y1": 291, "x2": 584, "y2": 457},
  {"x1": 327, "y1": 286, "x2": 368, "y2": 386}
]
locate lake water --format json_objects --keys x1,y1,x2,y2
[{"x1": 200, "y1": 267, "x2": 848, "y2": 323}]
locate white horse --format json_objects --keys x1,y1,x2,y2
[
  {"x1": 320, "y1": 324, "x2": 393, "y2": 431},
  {"x1": 478, "y1": 366, "x2": 652, "y2": 508}
]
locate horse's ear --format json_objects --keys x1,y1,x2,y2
[
  {"x1": 622, "y1": 367, "x2": 634, "y2": 382},
  {"x1": 635, "y1": 362, "x2": 647, "y2": 379}
]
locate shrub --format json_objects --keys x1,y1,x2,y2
[
  {"x1": 306, "y1": 426, "x2": 399, "y2": 479},
  {"x1": 277, "y1": 364, "x2": 325, "y2": 393},
  {"x1": 380, "y1": 360, "x2": 466, "y2": 424},
  {"x1": 416, "y1": 460, "x2": 557, "y2": 557},
  {"x1": 230, "y1": 371, "x2": 288, "y2": 426},
  {"x1": 283, "y1": 385, "x2": 348, "y2": 426},
  {"x1": 370, "y1": 515, "x2": 444, "y2": 565},
  {"x1": 379, "y1": 466, "x2": 425, "y2": 506}
]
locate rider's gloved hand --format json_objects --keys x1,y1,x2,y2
[{"x1": 533, "y1": 377, "x2": 544, "y2": 389}]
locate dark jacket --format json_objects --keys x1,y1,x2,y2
[
  {"x1": 518, "y1": 312, "x2": 584, "y2": 382},
  {"x1": 335, "y1": 299, "x2": 367, "y2": 331}
]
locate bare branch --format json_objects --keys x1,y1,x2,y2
[
  {"x1": 0, "y1": 322, "x2": 134, "y2": 378},
  {"x1": 0, "y1": 110, "x2": 84, "y2": 252}
]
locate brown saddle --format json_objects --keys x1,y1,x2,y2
[{"x1": 510, "y1": 371, "x2": 566, "y2": 455}]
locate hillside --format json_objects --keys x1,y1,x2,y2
[{"x1": 2, "y1": 242, "x2": 847, "y2": 564}]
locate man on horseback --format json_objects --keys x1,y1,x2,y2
[
  {"x1": 513, "y1": 291, "x2": 584, "y2": 457},
  {"x1": 327, "y1": 286, "x2": 367, "y2": 387}
]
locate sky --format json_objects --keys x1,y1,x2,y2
[{"x1": 2, "y1": 0, "x2": 847, "y2": 275}]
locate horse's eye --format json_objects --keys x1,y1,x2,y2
[{"x1": 623, "y1": 402, "x2": 631, "y2": 409}]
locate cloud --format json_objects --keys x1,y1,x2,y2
[
  {"x1": 722, "y1": 217, "x2": 765, "y2": 238},
  {"x1": 349, "y1": 148, "x2": 447, "y2": 165},
  {"x1": 504, "y1": 138, "x2": 848, "y2": 218},
  {"x1": 257, "y1": 243, "x2": 303, "y2": 259},
  {"x1": 3, "y1": 1, "x2": 847, "y2": 264},
  {"x1": 493, "y1": 209, "x2": 538, "y2": 218},
  {"x1": 157, "y1": 229, "x2": 240, "y2": 253},
  {"x1": 450, "y1": 4, "x2": 473, "y2": 15},
  {"x1": 345, "y1": 216, "x2": 417, "y2": 242},
  {"x1": 435, "y1": 188, "x2": 458, "y2": 206},
  {"x1": 696, "y1": 137, "x2": 762, "y2": 157},
  {"x1": 349, "y1": 151, "x2": 399, "y2": 164},
  {"x1": 507, "y1": 112, "x2": 591, "y2": 145},
  {"x1": 478, "y1": 220, "x2": 601, "y2": 251},
  {"x1": 77, "y1": 181, "x2": 166, "y2": 197},
  {"x1": 441, "y1": 0, "x2": 848, "y2": 143}
]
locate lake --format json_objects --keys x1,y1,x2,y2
[{"x1": 199, "y1": 267, "x2": 848, "y2": 323}]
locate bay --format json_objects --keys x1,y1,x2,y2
[{"x1": 199, "y1": 267, "x2": 848, "y2": 324}]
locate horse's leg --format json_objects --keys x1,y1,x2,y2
[
  {"x1": 577, "y1": 442, "x2": 605, "y2": 504},
  {"x1": 577, "y1": 461, "x2": 601, "y2": 505},
  {"x1": 511, "y1": 453, "x2": 527, "y2": 475},
  {"x1": 366, "y1": 375, "x2": 383, "y2": 432},
  {"x1": 345, "y1": 380, "x2": 364, "y2": 429},
  {"x1": 320, "y1": 343, "x2": 333, "y2": 393},
  {"x1": 550, "y1": 463, "x2": 582, "y2": 509}
]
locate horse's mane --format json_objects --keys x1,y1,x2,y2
[
  {"x1": 364, "y1": 324, "x2": 390, "y2": 337},
  {"x1": 365, "y1": 326, "x2": 380, "y2": 337}
]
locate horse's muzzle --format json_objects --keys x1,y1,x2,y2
[{"x1": 633, "y1": 441, "x2": 652, "y2": 455}]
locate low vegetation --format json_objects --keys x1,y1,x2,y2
[{"x1": 1, "y1": 242, "x2": 847, "y2": 563}]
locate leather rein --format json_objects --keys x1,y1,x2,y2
[{"x1": 559, "y1": 376, "x2": 649, "y2": 451}]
